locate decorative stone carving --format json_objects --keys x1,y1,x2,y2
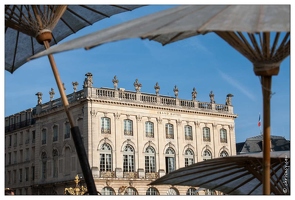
[
  {"x1": 49, "y1": 88, "x2": 55, "y2": 101},
  {"x1": 209, "y1": 91, "x2": 215, "y2": 103},
  {"x1": 114, "y1": 112, "x2": 120, "y2": 120},
  {"x1": 157, "y1": 117, "x2": 162, "y2": 124},
  {"x1": 35, "y1": 92, "x2": 43, "y2": 105},
  {"x1": 72, "y1": 81, "x2": 78, "y2": 92},
  {"x1": 154, "y1": 82, "x2": 160, "y2": 95},
  {"x1": 112, "y1": 75, "x2": 119, "y2": 90},
  {"x1": 83, "y1": 72, "x2": 93, "y2": 88},
  {"x1": 173, "y1": 85, "x2": 179, "y2": 97},
  {"x1": 136, "y1": 114, "x2": 142, "y2": 121},
  {"x1": 62, "y1": 83, "x2": 66, "y2": 91},
  {"x1": 133, "y1": 79, "x2": 142, "y2": 92},
  {"x1": 192, "y1": 87, "x2": 197, "y2": 100}
]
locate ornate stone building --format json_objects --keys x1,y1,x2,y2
[{"x1": 5, "y1": 73, "x2": 237, "y2": 195}]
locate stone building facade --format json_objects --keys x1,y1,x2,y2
[{"x1": 5, "y1": 73, "x2": 237, "y2": 195}]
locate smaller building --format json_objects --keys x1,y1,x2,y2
[{"x1": 236, "y1": 135, "x2": 290, "y2": 154}]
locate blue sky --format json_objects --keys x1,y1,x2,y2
[{"x1": 3, "y1": 4, "x2": 291, "y2": 143}]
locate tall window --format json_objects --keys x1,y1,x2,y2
[
  {"x1": 145, "y1": 146, "x2": 156, "y2": 173},
  {"x1": 165, "y1": 123, "x2": 174, "y2": 139},
  {"x1": 53, "y1": 125, "x2": 58, "y2": 142},
  {"x1": 165, "y1": 147, "x2": 175, "y2": 174},
  {"x1": 64, "y1": 122, "x2": 70, "y2": 139},
  {"x1": 220, "y1": 128, "x2": 227, "y2": 143},
  {"x1": 25, "y1": 167, "x2": 29, "y2": 181},
  {"x1": 220, "y1": 150, "x2": 229, "y2": 157},
  {"x1": 185, "y1": 125, "x2": 193, "y2": 140},
  {"x1": 100, "y1": 143, "x2": 112, "y2": 172},
  {"x1": 101, "y1": 187, "x2": 115, "y2": 195},
  {"x1": 41, "y1": 152, "x2": 47, "y2": 179},
  {"x1": 124, "y1": 119, "x2": 133, "y2": 136},
  {"x1": 203, "y1": 149, "x2": 212, "y2": 161},
  {"x1": 123, "y1": 144, "x2": 134, "y2": 172},
  {"x1": 52, "y1": 149, "x2": 58, "y2": 178},
  {"x1": 101, "y1": 117, "x2": 111, "y2": 134},
  {"x1": 185, "y1": 148, "x2": 194, "y2": 167},
  {"x1": 65, "y1": 147, "x2": 71, "y2": 175},
  {"x1": 203, "y1": 127, "x2": 210, "y2": 142},
  {"x1": 145, "y1": 121, "x2": 154, "y2": 137},
  {"x1": 146, "y1": 187, "x2": 159, "y2": 195},
  {"x1": 41, "y1": 129, "x2": 47, "y2": 145}
]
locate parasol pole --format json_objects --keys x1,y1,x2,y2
[
  {"x1": 32, "y1": 6, "x2": 98, "y2": 195},
  {"x1": 254, "y1": 63, "x2": 279, "y2": 195}
]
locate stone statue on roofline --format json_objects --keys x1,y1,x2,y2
[
  {"x1": 226, "y1": 93, "x2": 234, "y2": 106},
  {"x1": 209, "y1": 91, "x2": 215, "y2": 103},
  {"x1": 83, "y1": 72, "x2": 93, "y2": 88}
]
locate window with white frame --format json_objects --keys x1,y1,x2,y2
[
  {"x1": 167, "y1": 187, "x2": 179, "y2": 195},
  {"x1": 101, "y1": 187, "x2": 115, "y2": 195},
  {"x1": 186, "y1": 188, "x2": 198, "y2": 195},
  {"x1": 124, "y1": 187, "x2": 138, "y2": 195},
  {"x1": 146, "y1": 187, "x2": 159, "y2": 195},
  {"x1": 145, "y1": 121, "x2": 154, "y2": 137},
  {"x1": 203, "y1": 149, "x2": 212, "y2": 161},
  {"x1": 165, "y1": 147, "x2": 175, "y2": 173},
  {"x1": 185, "y1": 148, "x2": 194, "y2": 167},
  {"x1": 203, "y1": 127, "x2": 210, "y2": 142},
  {"x1": 101, "y1": 117, "x2": 111, "y2": 134},
  {"x1": 123, "y1": 144, "x2": 134, "y2": 172},
  {"x1": 100, "y1": 143, "x2": 112, "y2": 172},
  {"x1": 165, "y1": 123, "x2": 174, "y2": 139},
  {"x1": 220, "y1": 150, "x2": 229, "y2": 157},
  {"x1": 185, "y1": 125, "x2": 193, "y2": 140},
  {"x1": 124, "y1": 119, "x2": 133, "y2": 136},
  {"x1": 220, "y1": 128, "x2": 227, "y2": 143},
  {"x1": 145, "y1": 146, "x2": 156, "y2": 173}
]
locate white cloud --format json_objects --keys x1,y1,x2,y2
[{"x1": 218, "y1": 69, "x2": 256, "y2": 101}]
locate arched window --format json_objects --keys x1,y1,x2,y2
[
  {"x1": 186, "y1": 188, "x2": 198, "y2": 195},
  {"x1": 145, "y1": 146, "x2": 156, "y2": 173},
  {"x1": 167, "y1": 187, "x2": 179, "y2": 195},
  {"x1": 203, "y1": 149, "x2": 212, "y2": 161},
  {"x1": 165, "y1": 147, "x2": 175, "y2": 173},
  {"x1": 100, "y1": 143, "x2": 112, "y2": 172},
  {"x1": 145, "y1": 121, "x2": 154, "y2": 137},
  {"x1": 64, "y1": 122, "x2": 70, "y2": 139},
  {"x1": 41, "y1": 152, "x2": 47, "y2": 179},
  {"x1": 220, "y1": 150, "x2": 229, "y2": 157},
  {"x1": 220, "y1": 128, "x2": 227, "y2": 143},
  {"x1": 123, "y1": 144, "x2": 134, "y2": 172},
  {"x1": 203, "y1": 127, "x2": 210, "y2": 142},
  {"x1": 146, "y1": 187, "x2": 159, "y2": 195},
  {"x1": 185, "y1": 148, "x2": 194, "y2": 167},
  {"x1": 124, "y1": 119, "x2": 133, "y2": 136},
  {"x1": 52, "y1": 149, "x2": 58, "y2": 178},
  {"x1": 101, "y1": 187, "x2": 115, "y2": 195},
  {"x1": 53, "y1": 125, "x2": 58, "y2": 142},
  {"x1": 124, "y1": 187, "x2": 138, "y2": 195},
  {"x1": 185, "y1": 125, "x2": 193, "y2": 140},
  {"x1": 165, "y1": 123, "x2": 174, "y2": 139},
  {"x1": 101, "y1": 117, "x2": 111, "y2": 134}
]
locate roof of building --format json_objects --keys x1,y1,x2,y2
[{"x1": 236, "y1": 135, "x2": 290, "y2": 154}]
